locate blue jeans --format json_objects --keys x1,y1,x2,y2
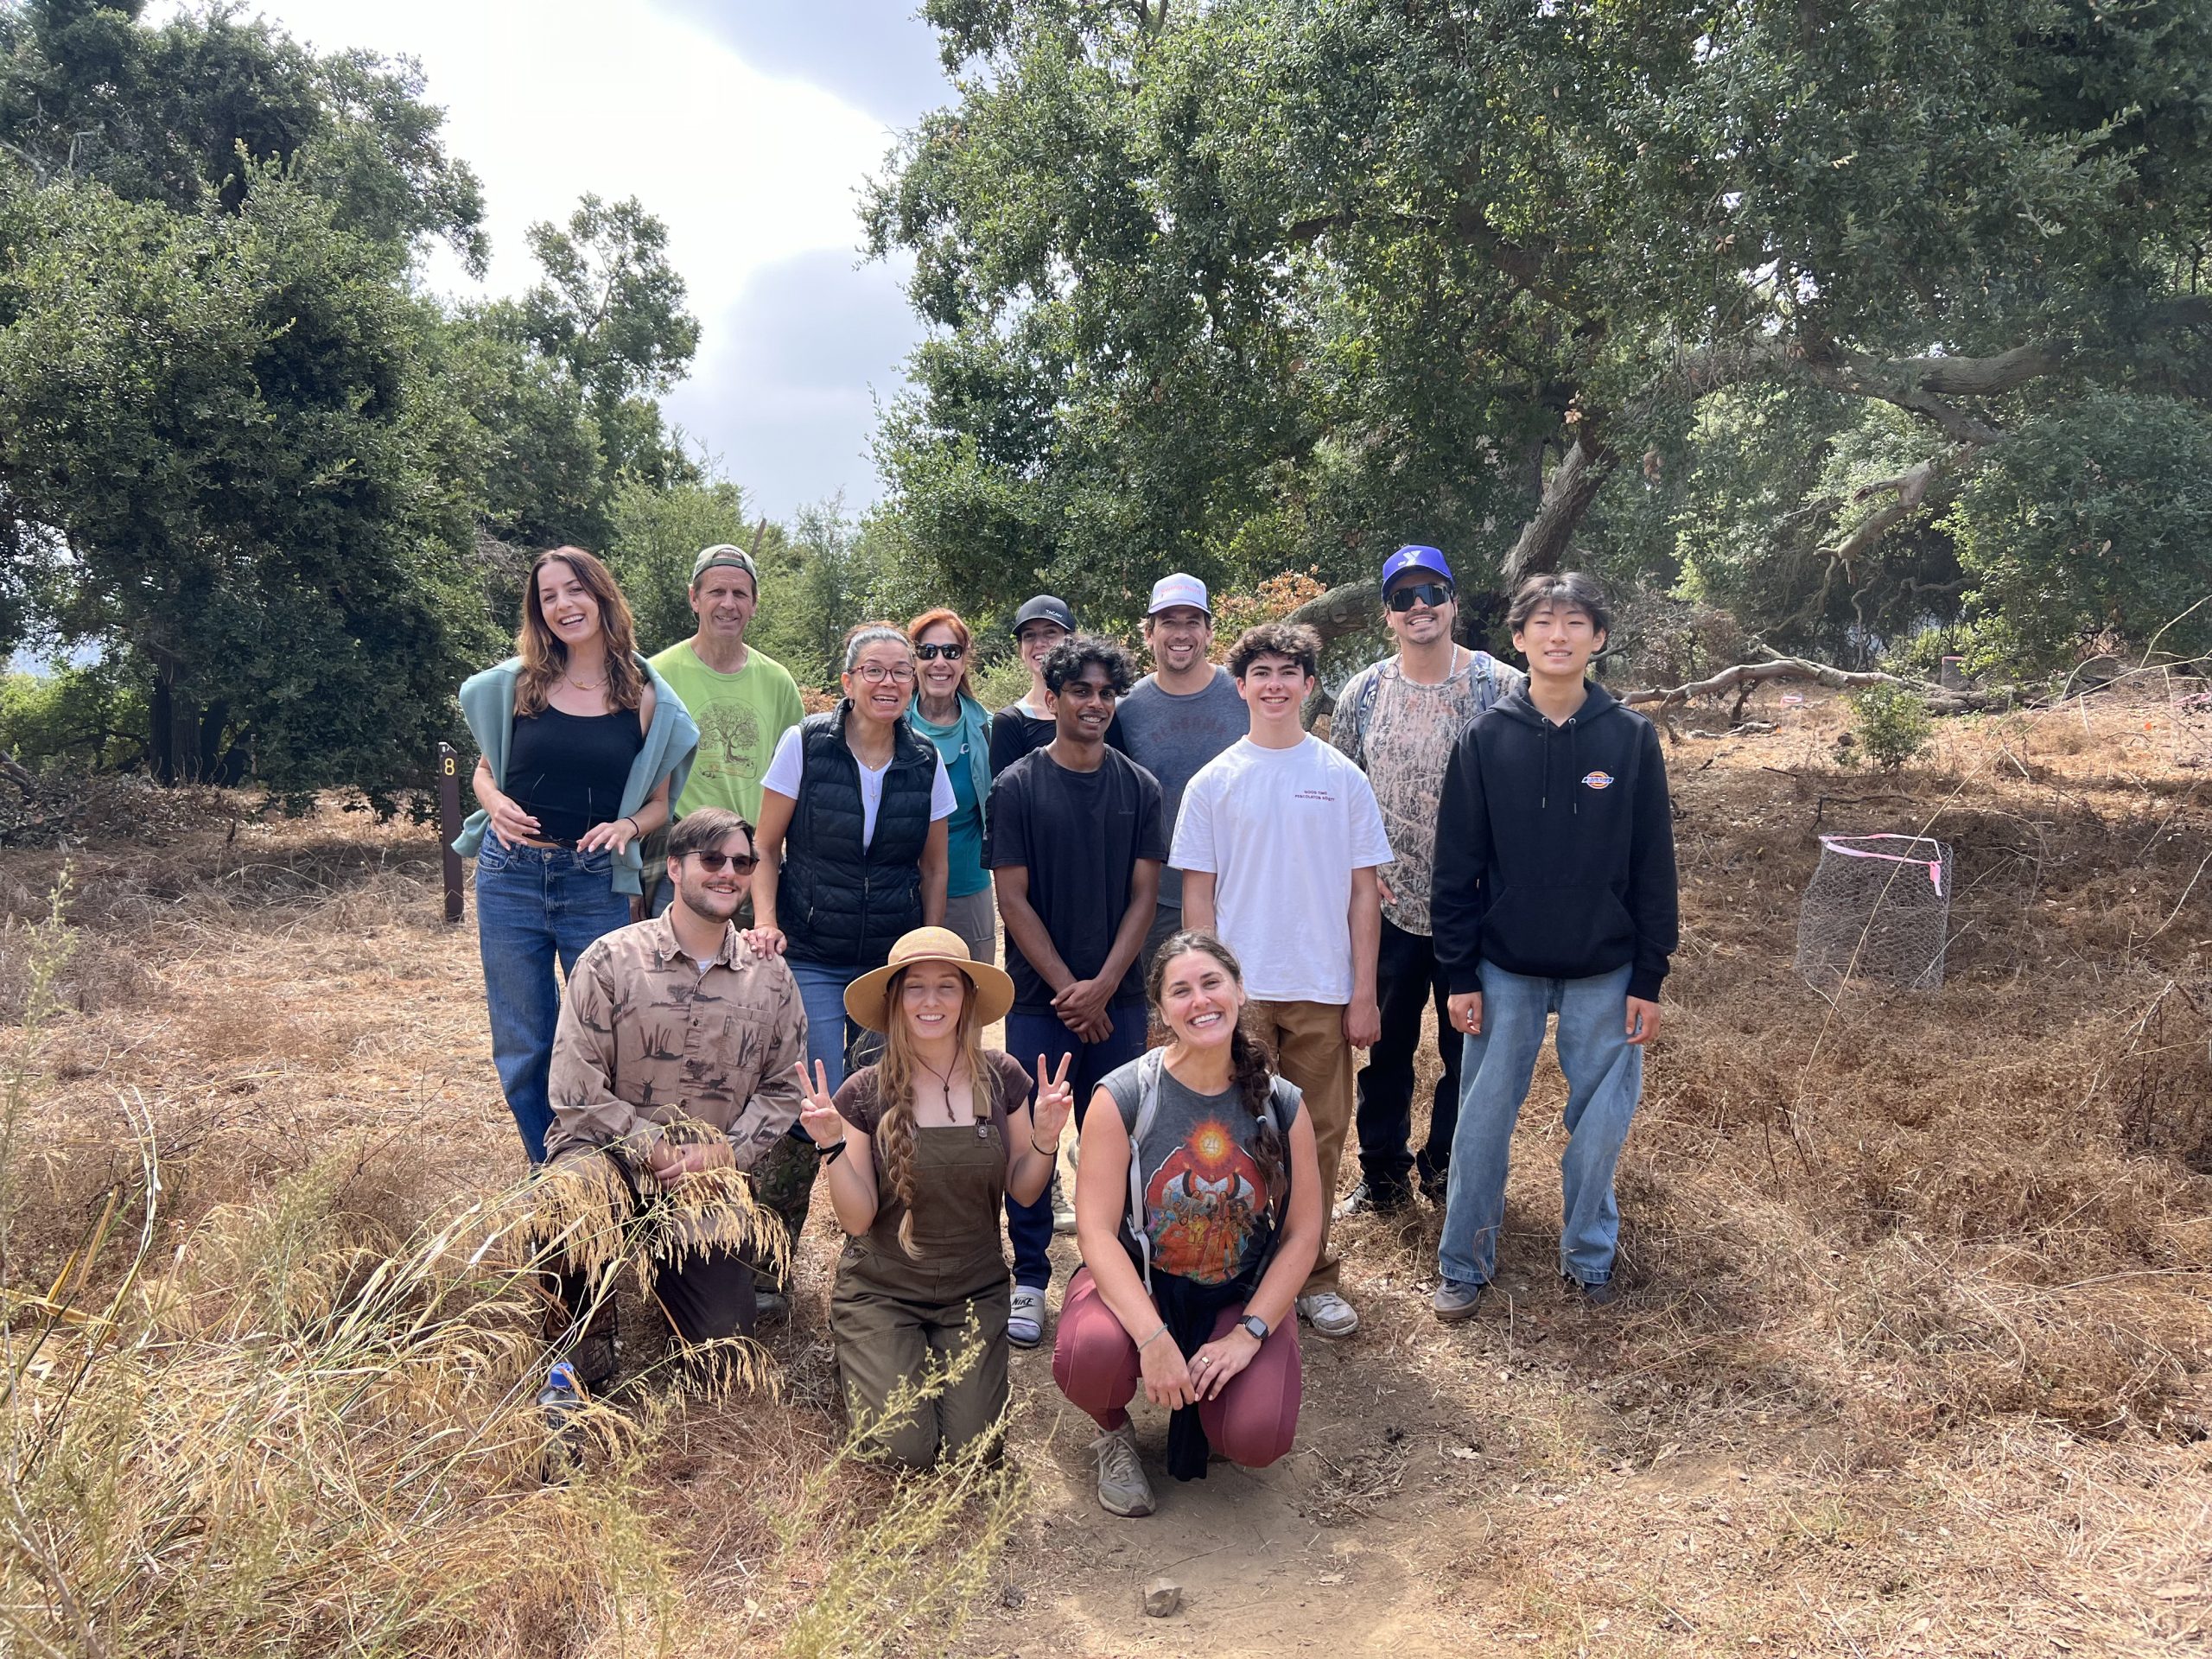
[
  {"x1": 1437, "y1": 963, "x2": 1643, "y2": 1288},
  {"x1": 1004, "y1": 1001, "x2": 1147, "y2": 1293},
  {"x1": 474, "y1": 833, "x2": 634, "y2": 1164},
  {"x1": 789, "y1": 958, "x2": 869, "y2": 1093}
]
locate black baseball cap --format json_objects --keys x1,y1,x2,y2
[{"x1": 1011, "y1": 594, "x2": 1076, "y2": 636}]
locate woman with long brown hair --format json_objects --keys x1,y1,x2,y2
[
  {"x1": 454, "y1": 546, "x2": 698, "y2": 1162},
  {"x1": 793, "y1": 927, "x2": 1075, "y2": 1468},
  {"x1": 906, "y1": 607, "x2": 995, "y2": 966},
  {"x1": 1052, "y1": 930, "x2": 1322, "y2": 1518}
]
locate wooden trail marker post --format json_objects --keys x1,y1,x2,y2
[{"x1": 437, "y1": 742, "x2": 464, "y2": 924}]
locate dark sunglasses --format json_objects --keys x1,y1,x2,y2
[
  {"x1": 914, "y1": 642, "x2": 965, "y2": 661},
  {"x1": 1387, "y1": 581, "x2": 1454, "y2": 613},
  {"x1": 687, "y1": 849, "x2": 760, "y2": 874}
]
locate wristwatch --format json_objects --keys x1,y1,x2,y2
[{"x1": 1238, "y1": 1313, "x2": 1269, "y2": 1341}]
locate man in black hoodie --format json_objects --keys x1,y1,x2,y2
[{"x1": 1428, "y1": 573, "x2": 1678, "y2": 1319}]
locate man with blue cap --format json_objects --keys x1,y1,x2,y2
[{"x1": 1328, "y1": 545, "x2": 1522, "y2": 1217}]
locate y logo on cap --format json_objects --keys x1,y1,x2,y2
[{"x1": 1581, "y1": 770, "x2": 1614, "y2": 791}]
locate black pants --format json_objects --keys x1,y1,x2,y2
[
  {"x1": 546, "y1": 1154, "x2": 759, "y2": 1348},
  {"x1": 1353, "y1": 916, "x2": 1460, "y2": 1197}
]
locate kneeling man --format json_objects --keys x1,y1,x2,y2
[{"x1": 538, "y1": 807, "x2": 809, "y2": 1387}]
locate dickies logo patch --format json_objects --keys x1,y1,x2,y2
[{"x1": 1581, "y1": 770, "x2": 1614, "y2": 791}]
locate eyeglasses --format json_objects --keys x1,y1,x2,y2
[
  {"x1": 1387, "y1": 581, "x2": 1454, "y2": 613},
  {"x1": 687, "y1": 849, "x2": 760, "y2": 874},
  {"x1": 852, "y1": 663, "x2": 918, "y2": 685},
  {"x1": 914, "y1": 643, "x2": 964, "y2": 662}
]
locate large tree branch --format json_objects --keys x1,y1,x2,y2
[
  {"x1": 1826, "y1": 442, "x2": 1978, "y2": 568},
  {"x1": 1501, "y1": 421, "x2": 1615, "y2": 585}
]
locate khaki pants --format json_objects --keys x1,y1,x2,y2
[{"x1": 1248, "y1": 998, "x2": 1353, "y2": 1297}]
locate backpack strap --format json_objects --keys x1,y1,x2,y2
[
  {"x1": 1124, "y1": 1048, "x2": 1167, "y2": 1292},
  {"x1": 1346, "y1": 664, "x2": 1385, "y2": 767}
]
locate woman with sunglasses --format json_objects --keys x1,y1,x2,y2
[
  {"x1": 454, "y1": 546, "x2": 698, "y2": 1163},
  {"x1": 906, "y1": 609, "x2": 996, "y2": 966},
  {"x1": 752, "y1": 622, "x2": 954, "y2": 1097},
  {"x1": 794, "y1": 926, "x2": 1075, "y2": 1468}
]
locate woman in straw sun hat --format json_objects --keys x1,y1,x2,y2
[{"x1": 793, "y1": 926, "x2": 1075, "y2": 1469}]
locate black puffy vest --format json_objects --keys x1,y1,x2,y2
[{"x1": 781, "y1": 706, "x2": 938, "y2": 967}]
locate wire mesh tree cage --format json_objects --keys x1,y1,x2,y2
[{"x1": 1795, "y1": 833, "x2": 1954, "y2": 994}]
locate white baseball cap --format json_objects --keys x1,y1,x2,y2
[{"x1": 1147, "y1": 572, "x2": 1211, "y2": 616}]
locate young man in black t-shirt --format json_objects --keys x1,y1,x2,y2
[
  {"x1": 988, "y1": 594, "x2": 1128, "y2": 775},
  {"x1": 987, "y1": 635, "x2": 1166, "y2": 1346}
]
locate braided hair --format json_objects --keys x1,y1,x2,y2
[{"x1": 1144, "y1": 929, "x2": 1284, "y2": 1193}]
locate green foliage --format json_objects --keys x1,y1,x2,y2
[
  {"x1": 1849, "y1": 683, "x2": 1935, "y2": 769},
  {"x1": 0, "y1": 662, "x2": 144, "y2": 770},
  {"x1": 749, "y1": 500, "x2": 901, "y2": 689},
  {"x1": 1944, "y1": 391, "x2": 2212, "y2": 673},
  {"x1": 873, "y1": 0, "x2": 2212, "y2": 658}
]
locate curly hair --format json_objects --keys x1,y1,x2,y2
[
  {"x1": 1040, "y1": 633, "x2": 1135, "y2": 696},
  {"x1": 1143, "y1": 929, "x2": 1284, "y2": 1194},
  {"x1": 869, "y1": 966, "x2": 1000, "y2": 1255},
  {"x1": 1226, "y1": 621, "x2": 1320, "y2": 682},
  {"x1": 515, "y1": 548, "x2": 645, "y2": 718}
]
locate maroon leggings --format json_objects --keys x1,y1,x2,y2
[{"x1": 1050, "y1": 1267, "x2": 1302, "y2": 1468}]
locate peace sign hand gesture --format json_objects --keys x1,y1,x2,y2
[
  {"x1": 1030, "y1": 1052, "x2": 1076, "y2": 1151},
  {"x1": 795, "y1": 1059, "x2": 846, "y2": 1149}
]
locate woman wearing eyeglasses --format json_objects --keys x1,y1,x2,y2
[
  {"x1": 906, "y1": 608, "x2": 996, "y2": 967},
  {"x1": 454, "y1": 545, "x2": 698, "y2": 1164},
  {"x1": 752, "y1": 623, "x2": 954, "y2": 1101}
]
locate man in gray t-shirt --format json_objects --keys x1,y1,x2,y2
[{"x1": 1114, "y1": 573, "x2": 1251, "y2": 964}]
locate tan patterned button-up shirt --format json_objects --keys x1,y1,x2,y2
[{"x1": 545, "y1": 914, "x2": 809, "y2": 1170}]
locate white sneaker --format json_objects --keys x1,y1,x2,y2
[{"x1": 1296, "y1": 1291, "x2": 1360, "y2": 1338}]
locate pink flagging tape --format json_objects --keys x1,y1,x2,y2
[{"x1": 1817, "y1": 834, "x2": 1947, "y2": 896}]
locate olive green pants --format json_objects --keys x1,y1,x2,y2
[{"x1": 829, "y1": 1273, "x2": 1011, "y2": 1470}]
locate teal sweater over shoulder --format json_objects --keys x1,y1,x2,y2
[{"x1": 452, "y1": 656, "x2": 698, "y2": 897}]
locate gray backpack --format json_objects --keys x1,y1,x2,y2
[{"x1": 1121, "y1": 1047, "x2": 1284, "y2": 1291}]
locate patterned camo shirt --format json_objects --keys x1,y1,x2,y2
[
  {"x1": 1331, "y1": 649, "x2": 1522, "y2": 936},
  {"x1": 545, "y1": 913, "x2": 809, "y2": 1169}
]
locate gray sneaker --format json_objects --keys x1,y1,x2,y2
[
  {"x1": 1090, "y1": 1422, "x2": 1155, "y2": 1517},
  {"x1": 1432, "y1": 1279, "x2": 1486, "y2": 1322}
]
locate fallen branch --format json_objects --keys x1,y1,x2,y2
[{"x1": 1622, "y1": 655, "x2": 2021, "y2": 716}]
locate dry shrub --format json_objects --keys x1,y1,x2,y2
[
  {"x1": 1602, "y1": 709, "x2": 2212, "y2": 1445},
  {"x1": 0, "y1": 1147, "x2": 696, "y2": 1658}
]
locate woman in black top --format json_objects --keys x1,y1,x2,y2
[{"x1": 457, "y1": 546, "x2": 696, "y2": 1162}]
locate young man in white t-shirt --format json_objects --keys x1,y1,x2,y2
[{"x1": 1173, "y1": 621, "x2": 1390, "y2": 1338}]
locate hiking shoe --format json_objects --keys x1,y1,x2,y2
[
  {"x1": 1090, "y1": 1422, "x2": 1155, "y2": 1517},
  {"x1": 1433, "y1": 1279, "x2": 1486, "y2": 1322},
  {"x1": 1052, "y1": 1173, "x2": 1077, "y2": 1236},
  {"x1": 1567, "y1": 1275, "x2": 1618, "y2": 1306},
  {"x1": 1008, "y1": 1285, "x2": 1047, "y2": 1348},
  {"x1": 753, "y1": 1290, "x2": 790, "y2": 1325},
  {"x1": 1296, "y1": 1291, "x2": 1360, "y2": 1338},
  {"x1": 1332, "y1": 1179, "x2": 1415, "y2": 1220}
]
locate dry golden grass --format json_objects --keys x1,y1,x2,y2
[{"x1": 0, "y1": 685, "x2": 2206, "y2": 1655}]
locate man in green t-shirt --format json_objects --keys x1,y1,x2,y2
[
  {"x1": 649, "y1": 543, "x2": 807, "y2": 834},
  {"x1": 646, "y1": 543, "x2": 810, "y2": 1321}
]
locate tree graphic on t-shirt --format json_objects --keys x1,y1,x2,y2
[{"x1": 696, "y1": 701, "x2": 760, "y2": 785}]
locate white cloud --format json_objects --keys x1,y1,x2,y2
[{"x1": 181, "y1": 1, "x2": 918, "y2": 513}]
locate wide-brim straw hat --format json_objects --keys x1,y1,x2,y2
[{"x1": 842, "y1": 926, "x2": 1016, "y2": 1033}]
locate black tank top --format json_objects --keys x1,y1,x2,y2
[{"x1": 506, "y1": 707, "x2": 644, "y2": 844}]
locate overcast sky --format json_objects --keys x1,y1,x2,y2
[{"x1": 219, "y1": 1, "x2": 952, "y2": 521}]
